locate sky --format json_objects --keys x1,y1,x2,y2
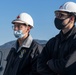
[{"x1": 0, "y1": 0, "x2": 76, "y2": 45}]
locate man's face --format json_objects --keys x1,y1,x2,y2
[
  {"x1": 54, "y1": 11, "x2": 73, "y2": 30},
  {"x1": 12, "y1": 23, "x2": 30, "y2": 37}
]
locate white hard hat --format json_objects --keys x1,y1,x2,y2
[
  {"x1": 12, "y1": 12, "x2": 34, "y2": 28},
  {"x1": 55, "y1": 2, "x2": 76, "y2": 15}
]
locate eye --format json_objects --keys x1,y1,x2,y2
[{"x1": 60, "y1": 13, "x2": 64, "y2": 17}]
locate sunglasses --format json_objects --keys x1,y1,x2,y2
[
  {"x1": 12, "y1": 23, "x2": 27, "y2": 30},
  {"x1": 55, "y1": 11, "x2": 71, "y2": 19}
]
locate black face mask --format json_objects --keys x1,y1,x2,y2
[{"x1": 54, "y1": 18, "x2": 66, "y2": 30}]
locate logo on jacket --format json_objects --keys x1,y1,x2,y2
[{"x1": 19, "y1": 50, "x2": 26, "y2": 58}]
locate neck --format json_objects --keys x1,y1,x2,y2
[
  {"x1": 18, "y1": 34, "x2": 29, "y2": 46},
  {"x1": 62, "y1": 23, "x2": 74, "y2": 34}
]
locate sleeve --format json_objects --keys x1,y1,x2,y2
[
  {"x1": 65, "y1": 51, "x2": 76, "y2": 68},
  {"x1": 64, "y1": 50, "x2": 76, "y2": 75},
  {"x1": 6, "y1": 48, "x2": 15, "y2": 61},
  {"x1": 37, "y1": 39, "x2": 56, "y2": 75},
  {"x1": 47, "y1": 58, "x2": 66, "y2": 74},
  {"x1": 29, "y1": 43, "x2": 43, "y2": 75}
]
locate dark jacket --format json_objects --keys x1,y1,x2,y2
[
  {"x1": 3, "y1": 35, "x2": 43, "y2": 75},
  {"x1": 37, "y1": 26, "x2": 76, "y2": 75}
]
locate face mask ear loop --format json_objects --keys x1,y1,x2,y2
[{"x1": 62, "y1": 16, "x2": 71, "y2": 27}]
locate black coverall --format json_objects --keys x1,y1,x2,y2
[{"x1": 38, "y1": 26, "x2": 76, "y2": 75}]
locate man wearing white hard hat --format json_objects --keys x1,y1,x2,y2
[
  {"x1": 3, "y1": 12, "x2": 43, "y2": 75},
  {"x1": 38, "y1": 2, "x2": 76, "y2": 75}
]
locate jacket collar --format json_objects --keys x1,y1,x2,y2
[
  {"x1": 56, "y1": 26, "x2": 76, "y2": 42},
  {"x1": 21, "y1": 34, "x2": 33, "y2": 48},
  {"x1": 12, "y1": 34, "x2": 33, "y2": 52}
]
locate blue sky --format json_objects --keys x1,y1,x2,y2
[{"x1": 0, "y1": 0, "x2": 76, "y2": 45}]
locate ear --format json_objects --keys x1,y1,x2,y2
[
  {"x1": 70, "y1": 16, "x2": 75, "y2": 21},
  {"x1": 27, "y1": 26, "x2": 31, "y2": 32}
]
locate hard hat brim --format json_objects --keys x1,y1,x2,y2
[
  {"x1": 12, "y1": 19, "x2": 34, "y2": 28},
  {"x1": 55, "y1": 9, "x2": 71, "y2": 13},
  {"x1": 12, "y1": 19, "x2": 25, "y2": 24}
]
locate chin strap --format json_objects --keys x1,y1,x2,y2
[{"x1": 63, "y1": 17, "x2": 71, "y2": 28}]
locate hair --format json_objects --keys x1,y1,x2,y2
[{"x1": 68, "y1": 12, "x2": 76, "y2": 22}]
